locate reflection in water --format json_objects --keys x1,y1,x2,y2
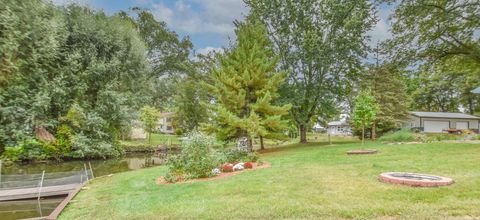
[
  {"x1": 0, "y1": 152, "x2": 173, "y2": 220},
  {"x1": 0, "y1": 197, "x2": 64, "y2": 220}
]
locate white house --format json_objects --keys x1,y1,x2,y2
[
  {"x1": 404, "y1": 111, "x2": 480, "y2": 133},
  {"x1": 158, "y1": 112, "x2": 175, "y2": 134},
  {"x1": 312, "y1": 123, "x2": 325, "y2": 132},
  {"x1": 327, "y1": 121, "x2": 352, "y2": 136}
]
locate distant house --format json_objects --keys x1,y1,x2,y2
[
  {"x1": 327, "y1": 121, "x2": 352, "y2": 136},
  {"x1": 472, "y1": 87, "x2": 480, "y2": 94},
  {"x1": 403, "y1": 111, "x2": 480, "y2": 133},
  {"x1": 312, "y1": 123, "x2": 325, "y2": 133},
  {"x1": 158, "y1": 112, "x2": 175, "y2": 134}
]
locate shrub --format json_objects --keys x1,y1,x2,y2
[
  {"x1": 165, "y1": 131, "x2": 219, "y2": 181},
  {"x1": 244, "y1": 162, "x2": 253, "y2": 169},
  {"x1": 218, "y1": 149, "x2": 259, "y2": 164},
  {"x1": 70, "y1": 135, "x2": 123, "y2": 159},
  {"x1": 426, "y1": 133, "x2": 462, "y2": 141},
  {"x1": 378, "y1": 129, "x2": 425, "y2": 142},
  {"x1": 2, "y1": 146, "x2": 24, "y2": 162}
]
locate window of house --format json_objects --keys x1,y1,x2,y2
[
  {"x1": 166, "y1": 117, "x2": 172, "y2": 122},
  {"x1": 167, "y1": 126, "x2": 172, "y2": 131}
]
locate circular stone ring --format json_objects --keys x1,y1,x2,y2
[
  {"x1": 379, "y1": 172, "x2": 454, "y2": 187},
  {"x1": 347, "y1": 149, "x2": 378, "y2": 155}
]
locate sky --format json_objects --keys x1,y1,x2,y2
[{"x1": 52, "y1": 0, "x2": 394, "y2": 57}]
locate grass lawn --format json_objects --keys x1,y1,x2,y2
[
  {"x1": 120, "y1": 133, "x2": 180, "y2": 150},
  {"x1": 60, "y1": 140, "x2": 480, "y2": 219}
]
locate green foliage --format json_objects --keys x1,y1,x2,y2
[
  {"x1": 0, "y1": 1, "x2": 190, "y2": 159},
  {"x1": 387, "y1": 0, "x2": 480, "y2": 65},
  {"x1": 202, "y1": 17, "x2": 291, "y2": 152},
  {"x1": 352, "y1": 91, "x2": 379, "y2": 144},
  {"x1": 2, "y1": 146, "x2": 24, "y2": 162},
  {"x1": 2, "y1": 139, "x2": 49, "y2": 162},
  {"x1": 218, "y1": 149, "x2": 259, "y2": 164},
  {"x1": 165, "y1": 131, "x2": 219, "y2": 182},
  {"x1": 70, "y1": 134, "x2": 123, "y2": 159},
  {"x1": 173, "y1": 78, "x2": 208, "y2": 133},
  {"x1": 46, "y1": 124, "x2": 74, "y2": 160},
  {"x1": 140, "y1": 106, "x2": 160, "y2": 143},
  {"x1": 362, "y1": 63, "x2": 410, "y2": 137},
  {"x1": 246, "y1": 0, "x2": 376, "y2": 143},
  {"x1": 378, "y1": 129, "x2": 423, "y2": 142}
]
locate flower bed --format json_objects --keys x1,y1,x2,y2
[{"x1": 156, "y1": 161, "x2": 270, "y2": 184}]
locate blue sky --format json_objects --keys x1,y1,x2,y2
[{"x1": 53, "y1": 0, "x2": 394, "y2": 56}]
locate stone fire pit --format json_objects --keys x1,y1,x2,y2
[
  {"x1": 379, "y1": 172, "x2": 454, "y2": 187},
  {"x1": 347, "y1": 149, "x2": 378, "y2": 155}
]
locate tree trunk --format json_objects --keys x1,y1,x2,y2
[
  {"x1": 362, "y1": 125, "x2": 365, "y2": 146},
  {"x1": 148, "y1": 132, "x2": 151, "y2": 144},
  {"x1": 299, "y1": 124, "x2": 307, "y2": 143},
  {"x1": 260, "y1": 136, "x2": 265, "y2": 150},
  {"x1": 371, "y1": 122, "x2": 376, "y2": 140},
  {"x1": 246, "y1": 137, "x2": 253, "y2": 152}
]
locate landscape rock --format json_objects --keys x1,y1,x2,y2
[
  {"x1": 233, "y1": 163, "x2": 244, "y2": 171},
  {"x1": 211, "y1": 168, "x2": 221, "y2": 175}
]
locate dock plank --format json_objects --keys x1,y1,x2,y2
[{"x1": 0, "y1": 184, "x2": 79, "y2": 201}]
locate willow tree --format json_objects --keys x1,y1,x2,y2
[
  {"x1": 202, "y1": 17, "x2": 291, "y2": 152},
  {"x1": 246, "y1": 0, "x2": 376, "y2": 143}
]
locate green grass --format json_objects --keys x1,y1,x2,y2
[
  {"x1": 120, "y1": 133, "x2": 180, "y2": 151},
  {"x1": 61, "y1": 140, "x2": 480, "y2": 219}
]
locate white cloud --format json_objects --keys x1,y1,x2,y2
[
  {"x1": 51, "y1": 0, "x2": 92, "y2": 7},
  {"x1": 151, "y1": 0, "x2": 248, "y2": 36},
  {"x1": 197, "y1": 46, "x2": 223, "y2": 55},
  {"x1": 367, "y1": 5, "x2": 394, "y2": 46}
]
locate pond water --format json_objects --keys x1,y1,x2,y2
[{"x1": 0, "y1": 152, "x2": 173, "y2": 220}]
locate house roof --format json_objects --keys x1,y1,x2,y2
[
  {"x1": 328, "y1": 121, "x2": 349, "y2": 126},
  {"x1": 472, "y1": 87, "x2": 480, "y2": 94},
  {"x1": 411, "y1": 111, "x2": 480, "y2": 119}
]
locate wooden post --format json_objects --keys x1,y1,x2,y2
[
  {"x1": 84, "y1": 164, "x2": 89, "y2": 182},
  {"x1": 88, "y1": 162, "x2": 95, "y2": 179},
  {"x1": 328, "y1": 134, "x2": 331, "y2": 145},
  {"x1": 38, "y1": 171, "x2": 45, "y2": 201},
  {"x1": 0, "y1": 160, "x2": 2, "y2": 186}
]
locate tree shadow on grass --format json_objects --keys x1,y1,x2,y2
[{"x1": 257, "y1": 140, "x2": 360, "y2": 155}]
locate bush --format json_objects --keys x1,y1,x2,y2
[
  {"x1": 2, "y1": 146, "x2": 24, "y2": 162},
  {"x1": 165, "y1": 131, "x2": 219, "y2": 182},
  {"x1": 69, "y1": 135, "x2": 124, "y2": 159},
  {"x1": 1, "y1": 139, "x2": 48, "y2": 162},
  {"x1": 378, "y1": 129, "x2": 425, "y2": 142},
  {"x1": 218, "y1": 149, "x2": 259, "y2": 164},
  {"x1": 426, "y1": 133, "x2": 462, "y2": 142}
]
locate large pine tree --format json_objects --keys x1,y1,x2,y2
[
  {"x1": 202, "y1": 17, "x2": 291, "y2": 152},
  {"x1": 362, "y1": 63, "x2": 410, "y2": 138}
]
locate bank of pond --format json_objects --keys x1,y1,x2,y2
[{"x1": 0, "y1": 152, "x2": 173, "y2": 220}]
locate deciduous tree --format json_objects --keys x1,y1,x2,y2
[
  {"x1": 352, "y1": 91, "x2": 379, "y2": 145},
  {"x1": 246, "y1": 0, "x2": 376, "y2": 143}
]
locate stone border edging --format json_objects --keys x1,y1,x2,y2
[
  {"x1": 379, "y1": 172, "x2": 454, "y2": 187},
  {"x1": 347, "y1": 149, "x2": 378, "y2": 155},
  {"x1": 156, "y1": 161, "x2": 271, "y2": 185}
]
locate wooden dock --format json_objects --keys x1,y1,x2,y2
[{"x1": 0, "y1": 184, "x2": 79, "y2": 201}]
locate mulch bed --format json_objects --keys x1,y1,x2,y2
[{"x1": 155, "y1": 161, "x2": 271, "y2": 185}]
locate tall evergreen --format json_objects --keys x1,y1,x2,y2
[
  {"x1": 362, "y1": 63, "x2": 410, "y2": 138},
  {"x1": 202, "y1": 17, "x2": 291, "y2": 152}
]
